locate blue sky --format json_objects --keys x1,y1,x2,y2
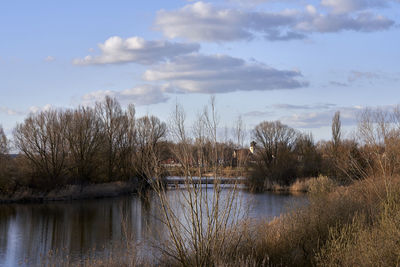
[{"x1": 0, "y1": 0, "x2": 399, "y2": 141}]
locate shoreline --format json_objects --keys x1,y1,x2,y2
[
  {"x1": 0, "y1": 181, "x2": 139, "y2": 204},
  {"x1": 0, "y1": 176, "x2": 314, "y2": 204}
]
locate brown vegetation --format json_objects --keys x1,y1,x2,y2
[
  {"x1": 194, "y1": 175, "x2": 400, "y2": 267},
  {"x1": 0, "y1": 96, "x2": 167, "y2": 198},
  {"x1": 248, "y1": 121, "x2": 322, "y2": 191},
  {"x1": 3, "y1": 99, "x2": 400, "y2": 266}
]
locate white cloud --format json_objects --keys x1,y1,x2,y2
[
  {"x1": 29, "y1": 104, "x2": 53, "y2": 114},
  {"x1": 243, "y1": 110, "x2": 274, "y2": 117},
  {"x1": 143, "y1": 54, "x2": 308, "y2": 94},
  {"x1": 296, "y1": 11, "x2": 393, "y2": 33},
  {"x1": 280, "y1": 106, "x2": 364, "y2": 128},
  {"x1": 155, "y1": 2, "x2": 299, "y2": 42},
  {"x1": 330, "y1": 81, "x2": 348, "y2": 87},
  {"x1": 154, "y1": 1, "x2": 394, "y2": 42},
  {"x1": 73, "y1": 36, "x2": 200, "y2": 65},
  {"x1": 321, "y1": 0, "x2": 386, "y2": 14},
  {"x1": 228, "y1": 0, "x2": 272, "y2": 4},
  {"x1": 0, "y1": 107, "x2": 24, "y2": 116},
  {"x1": 348, "y1": 70, "x2": 380, "y2": 82},
  {"x1": 44, "y1": 56, "x2": 55, "y2": 62},
  {"x1": 242, "y1": 103, "x2": 389, "y2": 128},
  {"x1": 82, "y1": 85, "x2": 169, "y2": 106},
  {"x1": 271, "y1": 103, "x2": 337, "y2": 110}
]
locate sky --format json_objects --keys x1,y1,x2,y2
[{"x1": 0, "y1": 0, "x2": 399, "y2": 142}]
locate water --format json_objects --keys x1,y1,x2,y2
[{"x1": 0, "y1": 186, "x2": 306, "y2": 266}]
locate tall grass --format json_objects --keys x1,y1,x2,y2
[
  {"x1": 150, "y1": 177, "x2": 245, "y2": 267},
  {"x1": 41, "y1": 241, "x2": 146, "y2": 267},
  {"x1": 204, "y1": 176, "x2": 400, "y2": 267},
  {"x1": 315, "y1": 177, "x2": 400, "y2": 267}
]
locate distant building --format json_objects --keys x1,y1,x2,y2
[
  {"x1": 250, "y1": 141, "x2": 256, "y2": 154},
  {"x1": 232, "y1": 141, "x2": 257, "y2": 167}
]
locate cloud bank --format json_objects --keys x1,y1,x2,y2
[
  {"x1": 143, "y1": 54, "x2": 308, "y2": 93},
  {"x1": 74, "y1": 36, "x2": 200, "y2": 65},
  {"x1": 82, "y1": 85, "x2": 169, "y2": 106},
  {"x1": 154, "y1": 1, "x2": 394, "y2": 42}
]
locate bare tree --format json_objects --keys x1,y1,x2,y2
[
  {"x1": 0, "y1": 126, "x2": 14, "y2": 193},
  {"x1": 117, "y1": 103, "x2": 137, "y2": 181},
  {"x1": 332, "y1": 111, "x2": 341, "y2": 149},
  {"x1": 64, "y1": 106, "x2": 103, "y2": 183},
  {"x1": 295, "y1": 133, "x2": 321, "y2": 178},
  {"x1": 232, "y1": 115, "x2": 246, "y2": 168},
  {"x1": 96, "y1": 96, "x2": 127, "y2": 181},
  {"x1": 233, "y1": 115, "x2": 246, "y2": 149},
  {"x1": 356, "y1": 107, "x2": 400, "y2": 178},
  {"x1": 134, "y1": 115, "x2": 167, "y2": 185},
  {"x1": 14, "y1": 110, "x2": 68, "y2": 187},
  {"x1": 203, "y1": 96, "x2": 220, "y2": 177},
  {"x1": 252, "y1": 120, "x2": 297, "y2": 164},
  {"x1": 251, "y1": 120, "x2": 298, "y2": 187},
  {"x1": 169, "y1": 102, "x2": 192, "y2": 176},
  {"x1": 0, "y1": 126, "x2": 8, "y2": 155},
  {"x1": 148, "y1": 100, "x2": 243, "y2": 266},
  {"x1": 193, "y1": 111, "x2": 207, "y2": 176},
  {"x1": 330, "y1": 111, "x2": 342, "y2": 179}
]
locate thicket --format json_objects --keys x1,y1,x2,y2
[
  {"x1": 248, "y1": 121, "x2": 322, "y2": 190},
  {"x1": 0, "y1": 96, "x2": 167, "y2": 193},
  {"x1": 247, "y1": 107, "x2": 400, "y2": 190}
]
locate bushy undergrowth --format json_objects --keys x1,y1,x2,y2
[
  {"x1": 315, "y1": 181, "x2": 400, "y2": 267},
  {"x1": 258, "y1": 175, "x2": 336, "y2": 193},
  {"x1": 195, "y1": 176, "x2": 400, "y2": 267}
]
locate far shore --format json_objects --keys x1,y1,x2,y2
[
  {"x1": 0, "y1": 176, "x2": 316, "y2": 204},
  {"x1": 0, "y1": 181, "x2": 139, "y2": 204}
]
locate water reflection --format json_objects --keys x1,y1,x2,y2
[{"x1": 0, "y1": 188, "x2": 306, "y2": 266}]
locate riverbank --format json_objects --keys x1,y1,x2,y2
[
  {"x1": 0, "y1": 184, "x2": 305, "y2": 266},
  {"x1": 261, "y1": 176, "x2": 336, "y2": 193},
  {"x1": 5, "y1": 175, "x2": 395, "y2": 266},
  {"x1": 0, "y1": 181, "x2": 139, "y2": 203},
  {"x1": 37, "y1": 175, "x2": 399, "y2": 267},
  {"x1": 177, "y1": 175, "x2": 400, "y2": 267},
  {"x1": 165, "y1": 166, "x2": 248, "y2": 178},
  {"x1": 0, "y1": 175, "x2": 316, "y2": 204}
]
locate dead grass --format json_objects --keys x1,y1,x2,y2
[
  {"x1": 262, "y1": 175, "x2": 334, "y2": 193},
  {"x1": 208, "y1": 176, "x2": 400, "y2": 267},
  {"x1": 315, "y1": 178, "x2": 400, "y2": 267}
]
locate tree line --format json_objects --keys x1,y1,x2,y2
[
  {"x1": 248, "y1": 107, "x2": 400, "y2": 191},
  {"x1": 1, "y1": 97, "x2": 400, "y2": 194},
  {"x1": 0, "y1": 97, "x2": 167, "y2": 192}
]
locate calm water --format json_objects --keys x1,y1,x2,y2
[{"x1": 0, "y1": 186, "x2": 306, "y2": 266}]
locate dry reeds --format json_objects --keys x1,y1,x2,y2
[{"x1": 212, "y1": 176, "x2": 400, "y2": 267}]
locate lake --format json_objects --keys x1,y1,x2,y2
[{"x1": 0, "y1": 186, "x2": 306, "y2": 266}]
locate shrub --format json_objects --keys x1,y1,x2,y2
[{"x1": 315, "y1": 179, "x2": 400, "y2": 267}]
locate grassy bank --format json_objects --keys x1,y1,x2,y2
[
  {"x1": 0, "y1": 181, "x2": 138, "y2": 203},
  {"x1": 259, "y1": 176, "x2": 335, "y2": 193},
  {"x1": 200, "y1": 176, "x2": 400, "y2": 266}
]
